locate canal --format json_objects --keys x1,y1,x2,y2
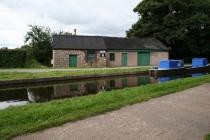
[{"x1": 0, "y1": 73, "x2": 207, "y2": 110}]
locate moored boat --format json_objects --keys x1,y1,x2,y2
[
  {"x1": 149, "y1": 58, "x2": 210, "y2": 77},
  {"x1": 149, "y1": 60, "x2": 187, "y2": 77},
  {"x1": 188, "y1": 58, "x2": 210, "y2": 74}
]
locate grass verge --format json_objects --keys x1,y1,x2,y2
[
  {"x1": 0, "y1": 67, "x2": 149, "y2": 81},
  {"x1": 0, "y1": 75, "x2": 210, "y2": 140},
  {"x1": 205, "y1": 134, "x2": 210, "y2": 140}
]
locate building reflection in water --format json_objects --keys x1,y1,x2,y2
[
  {"x1": 0, "y1": 75, "x2": 156, "y2": 109},
  {"x1": 53, "y1": 76, "x2": 155, "y2": 100},
  {"x1": 27, "y1": 87, "x2": 54, "y2": 103},
  {"x1": 0, "y1": 73, "x2": 207, "y2": 110}
]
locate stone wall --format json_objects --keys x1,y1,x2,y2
[
  {"x1": 150, "y1": 52, "x2": 169, "y2": 66},
  {"x1": 53, "y1": 50, "x2": 107, "y2": 68},
  {"x1": 53, "y1": 49, "x2": 169, "y2": 68}
]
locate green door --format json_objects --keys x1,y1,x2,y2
[
  {"x1": 138, "y1": 52, "x2": 150, "y2": 66},
  {"x1": 69, "y1": 55, "x2": 77, "y2": 67},
  {"x1": 122, "y1": 53, "x2": 128, "y2": 66}
]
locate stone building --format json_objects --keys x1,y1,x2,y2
[{"x1": 52, "y1": 35, "x2": 169, "y2": 68}]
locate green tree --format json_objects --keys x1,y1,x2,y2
[
  {"x1": 25, "y1": 25, "x2": 52, "y2": 66},
  {"x1": 127, "y1": 0, "x2": 210, "y2": 60}
]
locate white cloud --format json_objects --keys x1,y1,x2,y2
[{"x1": 0, "y1": 0, "x2": 139, "y2": 48}]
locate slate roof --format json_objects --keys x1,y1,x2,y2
[{"x1": 53, "y1": 35, "x2": 168, "y2": 51}]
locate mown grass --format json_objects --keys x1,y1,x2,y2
[
  {"x1": 0, "y1": 75, "x2": 210, "y2": 140},
  {"x1": 0, "y1": 67, "x2": 150, "y2": 81}
]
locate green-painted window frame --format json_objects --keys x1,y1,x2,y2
[{"x1": 109, "y1": 53, "x2": 115, "y2": 61}]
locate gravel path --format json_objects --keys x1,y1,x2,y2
[{"x1": 14, "y1": 84, "x2": 210, "y2": 140}]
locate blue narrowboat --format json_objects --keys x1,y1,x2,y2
[
  {"x1": 149, "y1": 60, "x2": 187, "y2": 77},
  {"x1": 189, "y1": 58, "x2": 209, "y2": 74},
  {"x1": 149, "y1": 58, "x2": 209, "y2": 77}
]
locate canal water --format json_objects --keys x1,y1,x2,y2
[{"x1": 0, "y1": 73, "x2": 207, "y2": 110}]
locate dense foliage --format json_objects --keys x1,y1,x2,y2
[
  {"x1": 0, "y1": 49, "x2": 27, "y2": 68},
  {"x1": 24, "y1": 25, "x2": 52, "y2": 66},
  {"x1": 127, "y1": 0, "x2": 210, "y2": 61}
]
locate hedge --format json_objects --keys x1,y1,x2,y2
[{"x1": 0, "y1": 49, "x2": 27, "y2": 68}]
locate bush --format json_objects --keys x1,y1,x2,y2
[
  {"x1": 24, "y1": 59, "x2": 46, "y2": 68},
  {"x1": 0, "y1": 49, "x2": 27, "y2": 68}
]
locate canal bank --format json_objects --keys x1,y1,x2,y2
[
  {"x1": 0, "y1": 74, "x2": 210, "y2": 140},
  {"x1": 0, "y1": 74, "x2": 156, "y2": 110},
  {"x1": 0, "y1": 71, "x2": 148, "y2": 86},
  {"x1": 0, "y1": 67, "x2": 150, "y2": 85},
  {"x1": 13, "y1": 83, "x2": 210, "y2": 140}
]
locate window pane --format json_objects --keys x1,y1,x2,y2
[
  {"x1": 87, "y1": 50, "x2": 96, "y2": 62},
  {"x1": 100, "y1": 53, "x2": 106, "y2": 57},
  {"x1": 110, "y1": 53, "x2": 115, "y2": 61}
]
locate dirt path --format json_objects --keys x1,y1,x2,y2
[{"x1": 14, "y1": 84, "x2": 210, "y2": 140}]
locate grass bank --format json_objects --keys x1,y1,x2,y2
[
  {"x1": 206, "y1": 134, "x2": 210, "y2": 140},
  {"x1": 0, "y1": 75, "x2": 210, "y2": 140},
  {"x1": 0, "y1": 67, "x2": 149, "y2": 81}
]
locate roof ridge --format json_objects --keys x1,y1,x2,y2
[{"x1": 53, "y1": 34, "x2": 157, "y2": 40}]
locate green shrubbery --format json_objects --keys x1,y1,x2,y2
[
  {"x1": 0, "y1": 25, "x2": 52, "y2": 69},
  {"x1": 0, "y1": 49, "x2": 27, "y2": 68},
  {"x1": 127, "y1": 0, "x2": 210, "y2": 61},
  {"x1": 24, "y1": 25, "x2": 52, "y2": 66},
  {"x1": 24, "y1": 59, "x2": 47, "y2": 68},
  {"x1": 0, "y1": 49, "x2": 47, "y2": 68}
]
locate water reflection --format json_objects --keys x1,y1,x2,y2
[
  {"x1": 52, "y1": 76, "x2": 155, "y2": 99},
  {"x1": 158, "y1": 77, "x2": 179, "y2": 83},
  {"x1": 0, "y1": 75, "x2": 155, "y2": 109},
  {"x1": 27, "y1": 87, "x2": 54, "y2": 103},
  {"x1": 0, "y1": 73, "x2": 207, "y2": 110},
  {"x1": 192, "y1": 73, "x2": 208, "y2": 77},
  {"x1": 0, "y1": 101, "x2": 28, "y2": 110},
  {"x1": 158, "y1": 73, "x2": 208, "y2": 83}
]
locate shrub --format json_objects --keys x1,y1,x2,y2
[
  {"x1": 24, "y1": 59, "x2": 46, "y2": 68},
  {"x1": 0, "y1": 49, "x2": 27, "y2": 68}
]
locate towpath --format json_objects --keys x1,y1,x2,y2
[
  {"x1": 14, "y1": 84, "x2": 210, "y2": 140},
  {"x1": 0, "y1": 66, "x2": 149, "y2": 73}
]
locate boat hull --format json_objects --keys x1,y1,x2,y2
[
  {"x1": 188, "y1": 65, "x2": 210, "y2": 74},
  {"x1": 149, "y1": 65, "x2": 210, "y2": 77}
]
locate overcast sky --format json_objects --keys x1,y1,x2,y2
[{"x1": 0, "y1": 0, "x2": 140, "y2": 48}]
